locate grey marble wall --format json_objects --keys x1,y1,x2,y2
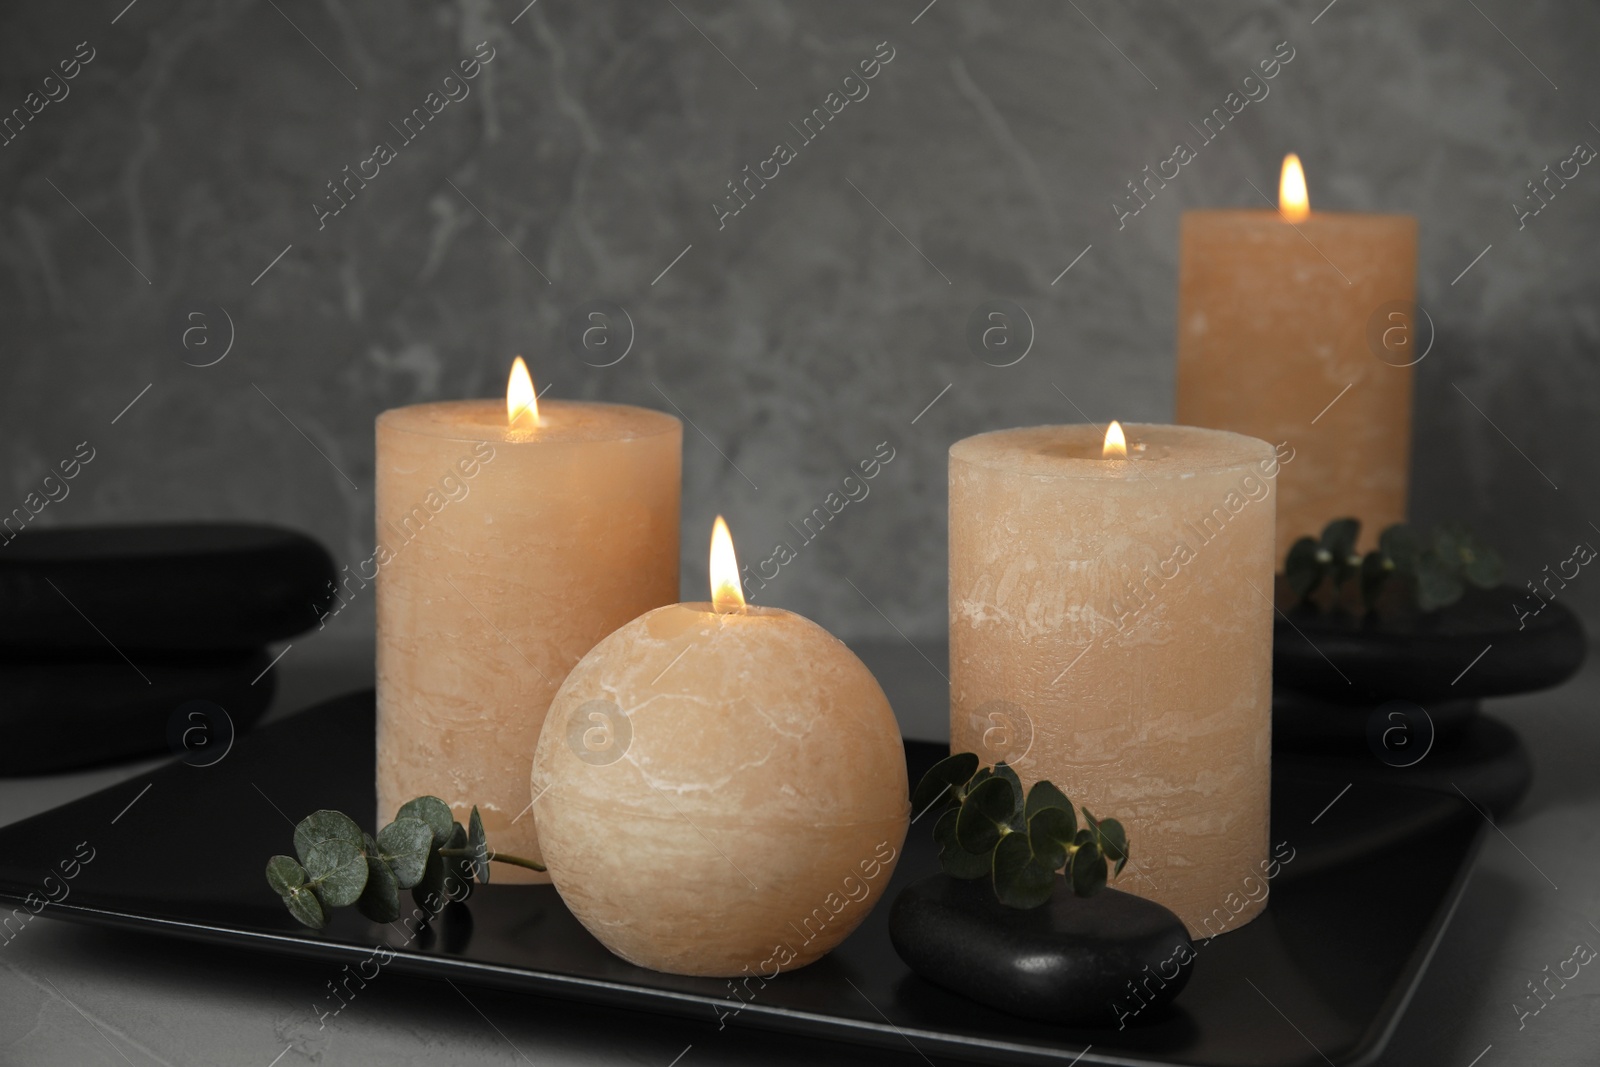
[{"x1": 2, "y1": 0, "x2": 1596, "y2": 642}]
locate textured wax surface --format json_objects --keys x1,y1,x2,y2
[
  {"x1": 532, "y1": 603, "x2": 910, "y2": 976},
  {"x1": 376, "y1": 405, "x2": 680, "y2": 882},
  {"x1": 949, "y1": 424, "x2": 1275, "y2": 937},
  {"x1": 1177, "y1": 210, "x2": 1418, "y2": 555}
]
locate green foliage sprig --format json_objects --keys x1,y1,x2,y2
[
  {"x1": 1285, "y1": 518, "x2": 1502, "y2": 614},
  {"x1": 265, "y1": 796, "x2": 545, "y2": 929},
  {"x1": 913, "y1": 753, "x2": 1129, "y2": 909}
]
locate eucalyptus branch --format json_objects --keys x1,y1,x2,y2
[
  {"x1": 1285, "y1": 518, "x2": 1502, "y2": 615},
  {"x1": 913, "y1": 753, "x2": 1130, "y2": 909},
  {"x1": 265, "y1": 796, "x2": 545, "y2": 930},
  {"x1": 440, "y1": 847, "x2": 545, "y2": 872}
]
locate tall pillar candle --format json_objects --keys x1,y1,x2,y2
[
  {"x1": 1175, "y1": 155, "x2": 1418, "y2": 555},
  {"x1": 949, "y1": 423, "x2": 1279, "y2": 937},
  {"x1": 376, "y1": 367, "x2": 680, "y2": 882}
]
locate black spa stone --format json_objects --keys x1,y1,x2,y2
[
  {"x1": 0, "y1": 649, "x2": 276, "y2": 774},
  {"x1": 1274, "y1": 584, "x2": 1586, "y2": 703},
  {"x1": 1276, "y1": 715, "x2": 1533, "y2": 819},
  {"x1": 889, "y1": 873, "x2": 1195, "y2": 1028},
  {"x1": 1273, "y1": 691, "x2": 1483, "y2": 752},
  {"x1": 0, "y1": 523, "x2": 337, "y2": 652}
]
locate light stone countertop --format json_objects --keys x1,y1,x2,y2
[{"x1": 0, "y1": 632, "x2": 1596, "y2": 1067}]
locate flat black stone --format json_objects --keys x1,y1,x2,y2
[
  {"x1": 1274, "y1": 584, "x2": 1586, "y2": 704},
  {"x1": 0, "y1": 523, "x2": 337, "y2": 652},
  {"x1": 0, "y1": 650, "x2": 276, "y2": 775},
  {"x1": 889, "y1": 873, "x2": 1195, "y2": 1028},
  {"x1": 1273, "y1": 691, "x2": 1483, "y2": 751},
  {"x1": 1276, "y1": 714, "x2": 1533, "y2": 819}
]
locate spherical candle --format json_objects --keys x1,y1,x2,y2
[
  {"x1": 949, "y1": 423, "x2": 1277, "y2": 937},
  {"x1": 377, "y1": 359, "x2": 680, "y2": 883},
  {"x1": 531, "y1": 519, "x2": 909, "y2": 976}
]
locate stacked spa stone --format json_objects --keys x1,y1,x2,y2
[
  {"x1": 0, "y1": 524, "x2": 336, "y2": 774},
  {"x1": 1272, "y1": 583, "x2": 1586, "y2": 816}
]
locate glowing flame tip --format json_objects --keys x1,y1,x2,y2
[
  {"x1": 1279, "y1": 153, "x2": 1309, "y2": 223},
  {"x1": 710, "y1": 515, "x2": 745, "y2": 613},
  {"x1": 507, "y1": 356, "x2": 539, "y2": 426},
  {"x1": 1103, "y1": 420, "x2": 1128, "y2": 459}
]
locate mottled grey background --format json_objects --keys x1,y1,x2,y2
[{"x1": 2, "y1": 0, "x2": 1597, "y2": 643}]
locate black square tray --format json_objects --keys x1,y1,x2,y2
[{"x1": 0, "y1": 691, "x2": 1482, "y2": 1066}]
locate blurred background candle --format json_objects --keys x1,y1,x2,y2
[
  {"x1": 377, "y1": 358, "x2": 681, "y2": 882},
  {"x1": 1176, "y1": 154, "x2": 1419, "y2": 555},
  {"x1": 949, "y1": 422, "x2": 1277, "y2": 936}
]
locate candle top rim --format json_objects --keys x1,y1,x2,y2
[
  {"x1": 630, "y1": 600, "x2": 855, "y2": 648},
  {"x1": 674, "y1": 601, "x2": 793, "y2": 619},
  {"x1": 950, "y1": 423, "x2": 1273, "y2": 476},
  {"x1": 1180, "y1": 207, "x2": 1418, "y2": 227},
  {"x1": 378, "y1": 399, "x2": 681, "y2": 443}
]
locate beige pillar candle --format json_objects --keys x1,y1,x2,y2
[
  {"x1": 1176, "y1": 154, "x2": 1418, "y2": 556},
  {"x1": 532, "y1": 518, "x2": 909, "y2": 976},
  {"x1": 949, "y1": 423, "x2": 1279, "y2": 937},
  {"x1": 376, "y1": 359, "x2": 681, "y2": 883}
]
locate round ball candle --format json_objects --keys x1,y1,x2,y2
[
  {"x1": 949, "y1": 423, "x2": 1277, "y2": 937},
  {"x1": 377, "y1": 358, "x2": 680, "y2": 883},
  {"x1": 532, "y1": 518, "x2": 909, "y2": 976},
  {"x1": 1176, "y1": 154, "x2": 1418, "y2": 555}
]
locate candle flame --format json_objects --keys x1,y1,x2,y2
[
  {"x1": 1103, "y1": 420, "x2": 1128, "y2": 459},
  {"x1": 507, "y1": 356, "x2": 539, "y2": 426},
  {"x1": 709, "y1": 515, "x2": 745, "y2": 613},
  {"x1": 1279, "y1": 153, "x2": 1309, "y2": 223}
]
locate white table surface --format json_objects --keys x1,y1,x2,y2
[{"x1": 1, "y1": 632, "x2": 1596, "y2": 1067}]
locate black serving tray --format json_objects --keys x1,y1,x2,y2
[{"x1": 0, "y1": 691, "x2": 1483, "y2": 1067}]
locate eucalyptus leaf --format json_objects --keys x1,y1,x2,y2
[
  {"x1": 396, "y1": 796, "x2": 455, "y2": 849},
  {"x1": 962, "y1": 766, "x2": 996, "y2": 800},
  {"x1": 443, "y1": 822, "x2": 473, "y2": 897},
  {"x1": 933, "y1": 808, "x2": 992, "y2": 879},
  {"x1": 1285, "y1": 536, "x2": 1324, "y2": 600},
  {"x1": 912, "y1": 752, "x2": 979, "y2": 817},
  {"x1": 992, "y1": 765, "x2": 1027, "y2": 835},
  {"x1": 1321, "y1": 518, "x2": 1361, "y2": 567},
  {"x1": 1027, "y1": 805, "x2": 1078, "y2": 872},
  {"x1": 1025, "y1": 780, "x2": 1074, "y2": 821},
  {"x1": 304, "y1": 839, "x2": 368, "y2": 908},
  {"x1": 1359, "y1": 550, "x2": 1393, "y2": 610},
  {"x1": 992, "y1": 832, "x2": 1055, "y2": 909},
  {"x1": 955, "y1": 776, "x2": 1020, "y2": 855},
  {"x1": 283, "y1": 885, "x2": 326, "y2": 929},
  {"x1": 1416, "y1": 553, "x2": 1465, "y2": 611},
  {"x1": 1378, "y1": 523, "x2": 1421, "y2": 571},
  {"x1": 1068, "y1": 831, "x2": 1108, "y2": 896},
  {"x1": 293, "y1": 809, "x2": 365, "y2": 867},
  {"x1": 1461, "y1": 540, "x2": 1502, "y2": 587},
  {"x1": 413, "y1": 847, "x2": 446, "y2": 909},
  {"x1": 376, "y1": 817, "x2": 433, "y2": 889},
  {"x1": 357, "y1": 852, "x2": 401, "y2": 923},
  {"x1": 1433, "y1": 525, "x2": 1465, "y2": 564},
  {"x1": 411, "y1": 823, "x2": 471, "y2": 909},
  {"x1": 468, "y1": 807, "x2": 490, "y2": 885},
  {"x1": 1090, "y1": 814, "x2": 1129, "y2": 877},
  {"x1": 265, "y1": 855, "x2": 306, "y2": 896}
]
